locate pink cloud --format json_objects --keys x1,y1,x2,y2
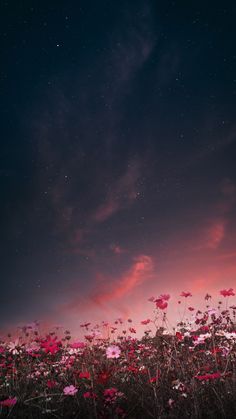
[
  {"x1": 92, "y1": 255, "x2": 154, "y2": 305},
  {"x1": 192, "y1": 219, "x2": 226, "y2": 251},
  {"x1": 205, "y1": 220, "x2": 226, "y2": 249}
]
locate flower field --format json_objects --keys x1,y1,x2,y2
[{"x1": 1, "y1": 289, "x2": 236, "y2": 418}]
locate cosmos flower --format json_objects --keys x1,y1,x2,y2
[
  {"x1": 63, "y1": 385, "x2": 78, "y2": 396},
  {"x1": 106, "y1": 345, "x2": 121, "y2": 359},
  {"x1": 41, "y1": 336, "x2": 61, "y2": 354},
  {"x1": 79, "y1": 371, "x2": 91, "y2": 379},
  {"x1": 104, "y1": 387, "x2": 118, "y2": 398},
  {"x1": 0, "y1": 397, "x2": 17, "y2": 407},
  {"x1": 96, "y1": 369, "x2": 113, "y2": 385},
  {"x1": 176, "y1": 332, "x2": 183, "y2": 341},
  {"x1": 168, "y1": 398, "x2": 175, "y2": 408},
  {"x1": 26, "y1": 341, "x2": 40, "y2": 353},
  {"x1": 155, "y1": 298, "x2": 168, "y2": 310},
  {"x1": 104, "y1": 387, "x2": 124, "y2": 402},
  {"x1": 220, "y1": 288, "x2": 235, "y2": 297},
  {"x1": 46, "y1": 380, "x2": 57, "y2": 389},
  {"x1": 180, "y1": 291, "x2": 192, "y2": 298},
  {"x1": 159, "y1": 294, "x2": 170, "y2": 301},
  {"x1": 8, "y1": 340, "x2": 20, "y2": 355},
  {"x1": 83, "y1": 391, "x2": 97, "y2": 399},
  {"x1": 141, "y1": 319, "x2": 151, "y2": 325},
  {"x1": 207, "y1": 308, "x2": 216, "y2": 316}
]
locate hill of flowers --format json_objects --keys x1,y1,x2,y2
[{"x1": 1, "y1": 289, "x2": 236, "y2": 418}]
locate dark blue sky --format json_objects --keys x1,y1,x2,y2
[{"x1": 1, "y1": 1, "x2": 236, "y2": 330}]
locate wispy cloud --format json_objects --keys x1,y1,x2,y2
[
  {"x1": 205, "y1": 221, "x2": 226, "y2": 249},
  {"x1": 92, "y1": 254, "x2": 154, "y2": 305},
  {"x1": 61, "y1": 254, "x2": 154, "y2": 322},
  {"x1": 94, "y1": 161, "x2": 140, "y2": 222}
]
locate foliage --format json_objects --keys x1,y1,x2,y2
[{"x1": 1, "y1": 289, "x2": 236, "y2": 418}]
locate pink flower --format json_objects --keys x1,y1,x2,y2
[
  {"x1": 63, "y1": 385, "x2": 78, "y2": 396},
  {"x1": 104, "y1": 387, "x2": 118, "y2": 398},
  {"x1": 80, "y1": 322, "x2": 91, "y2": 328},
  {"x1": 159, "y1": 294, "x2": 170, "y2": 301},
  {"x1": 155, "y1": 298, "x2": 168, "y2": 310},
  {"x1": 104, "y1": 387, "x2": 124, "y2": 403},
  {"x1": 168, "y1": 398, "x2": 175, "y2": 408},
  {"x1": 220, "y1": 288, "x2": 235, "y2": 297},
  {"x1": 141, "y1": 319, "x2": 151, "y2": 325},
  {"x1": 0, "y1": 397, "x2": 17, "y2": 407},
  {"x1": 180, "y1": 291, "x2": 192, "y2": 298},
  {"x1": 106, "y1": 345, "x2": 121, "y2": 359}
]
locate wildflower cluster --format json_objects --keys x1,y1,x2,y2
[{"x1": 0, "y1": 289, "x2": 236, "y2": 418}]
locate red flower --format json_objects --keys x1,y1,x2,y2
[
  {"x1": 40, "y1": 336, "x2": 61, "y2": 354},
  {"x1": 0, "y1": 397, "x2": 17, "y2": 407},
  {"x1": 46, "y1": 380, "x2": 57, "y2": 388},
  {"x1": 155, "y1": 298, "x2": 168, "y2": 310},
  {"x1": 188, "y1": 307, "x2": 195, "y2": 311},
  {"x1": 79, "y1": 371, "x2": 91, "y2": 379},
  {"x1": 141, "y1": 319, "x2": 151, "y2": 325},
  {"x1": 180, "y1": 291, "x2": 192, "y2": 298},
  {"x1": 127, "y1": 365, "x2": 139, "y2": 373},
  {"x1": 159, "y1": 294, "x2": 170, "y2": 301},
  {"x1": 176, "y1": 332, "x2": 183, "y2": 341},
  {"x1": 83, "y1": 391, "x2": 97, "y2": 399},
  {"x1": 220, "y1": 288, "x2": 235, "y2": 297},
  {"x1": 97, "y1": 370, "x2": 112, "y2": 385},
  {"x1": 195, "y1": 372, "x2": 221, "y2": 381}
]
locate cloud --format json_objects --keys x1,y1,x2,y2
[
  {"x1": 204, "y1": 220, "x2": 226, "y2": 250},
  {"x1": 92, "y1": 254, "x2": 154, "y2": 305},
  {"x1": 94, "y1": 161, "x2": 140, "y2": 222},
  {"x1": 60, "y1": 254, "x2": 155, "y2": 325},
  {"x1": 108, "y1": 3, "x2": 156, "y2": 85}
]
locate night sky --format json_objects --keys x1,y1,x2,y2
[{"x1": 1, "y1": 1, "x2": 236, "y2": 332}]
